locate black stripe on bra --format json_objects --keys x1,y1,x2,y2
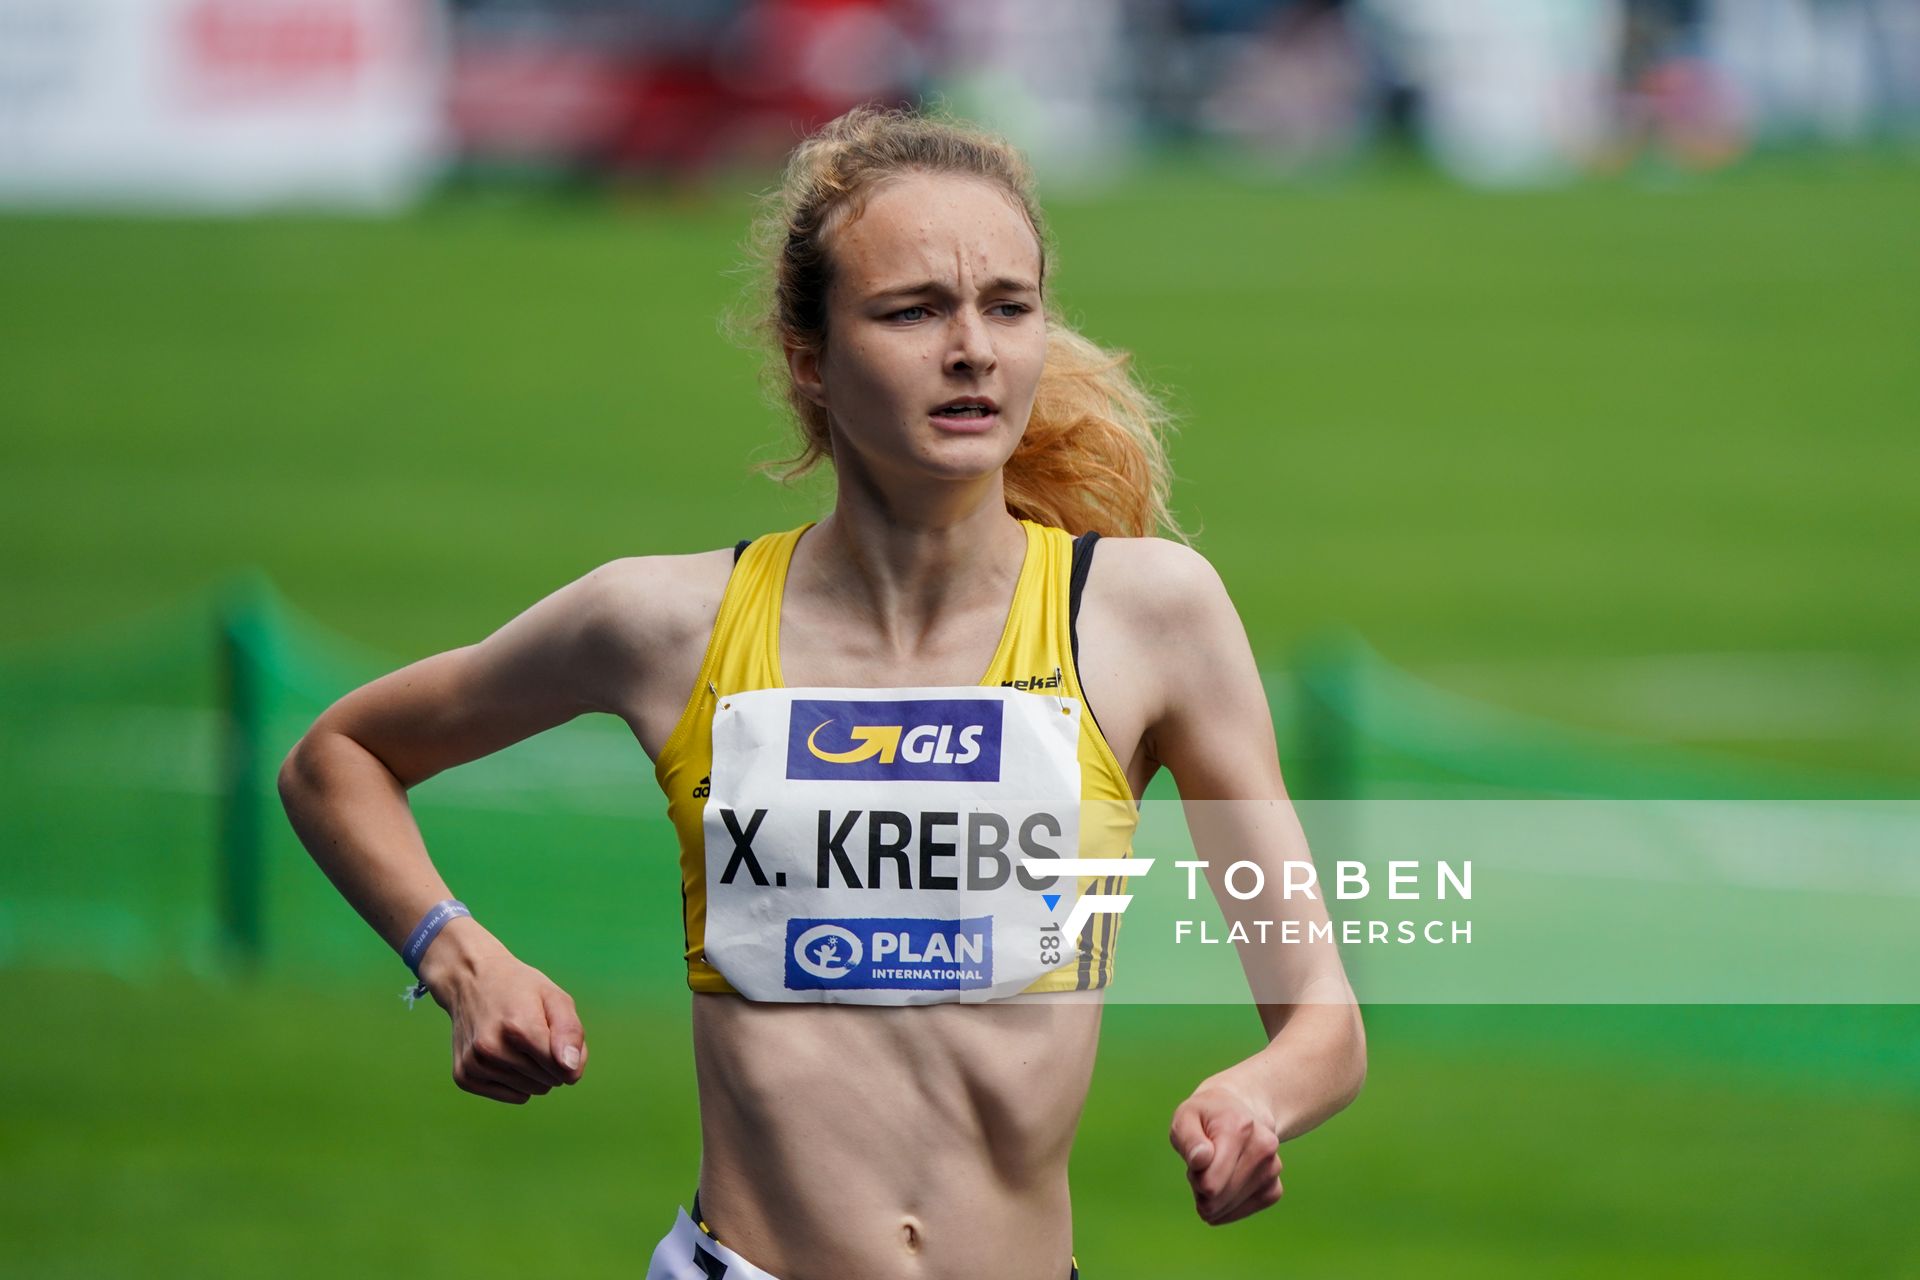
[
  {"x1": 1068, "y1": 531, "x2": 1100, "y2": 670},
  {"x1": 1069, "y1": 531, "x2": 1108, "y2": 750}
]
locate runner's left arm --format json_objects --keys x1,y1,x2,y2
[{"x1": 1131, "y1": 541, "x2": 1367, "y2": 1225}]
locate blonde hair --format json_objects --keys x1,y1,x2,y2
[{"x1": 733, "y1": 103, "x2": 1183, "y2": 540}]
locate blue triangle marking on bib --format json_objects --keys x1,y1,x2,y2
[{"x1": 1042, "y1": 894, "x2": 1061, "y2": 911}]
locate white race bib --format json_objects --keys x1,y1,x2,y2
[{"x1": 702, "y1": 686, "x2": 1086, "y2": 1004}]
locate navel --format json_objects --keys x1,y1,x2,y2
[{"x1": 899, "y1": 1216, "x2": 923, "y2": 1255}]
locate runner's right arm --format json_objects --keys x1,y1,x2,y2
[{"x1": 276, "y1": 555, "x2": 716, "y2": 1104}]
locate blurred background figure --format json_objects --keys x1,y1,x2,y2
[
  {"x1": 1149, "y1": 0, "x2": 1372, "y2": 176},
  {"x1": 1358, "y1": 0, "x2": 1628, "y2": 185},
  {"x1": 1614, "y1": 0, "x2": 1748, "y2": 170},
  {"x1": 926, "y1": 0, "x2": 1138, "y2": 183}
]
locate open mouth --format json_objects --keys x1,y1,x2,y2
[{"x1": 931, "y1": 397, "x2": 999, "y2": 422}]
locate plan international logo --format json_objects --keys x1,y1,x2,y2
[
  {"x1": 786, "y1": 698, "x2": 1004, "y2": 782},
  {"x1": 784, "y1": 916, "x2": 995, "y2": 991}
]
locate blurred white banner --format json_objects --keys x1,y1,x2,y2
[{"x1": 0, "y1": 0, "x2": 445, "y2": 211}]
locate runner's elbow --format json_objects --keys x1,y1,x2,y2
[
  {"x1": 277, "y1": 723, "x2": 390, "y2": 806},
  {"x1": 1338, "y1": 1007, "x2": 1368, "y2": 1109},
  {"x1": 277, "y1": 733, "x2": 318, "y2": 806}
]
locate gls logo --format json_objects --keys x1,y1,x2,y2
[
  {"x1": 786, "y1": 699, "x2": 1003, "y2": 782},
  {"x1": 807, "y1": 721, "x2": 984, "y2": 765}
]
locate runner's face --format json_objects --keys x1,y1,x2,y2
[{"x1": 793, "y1": 172, "x2": 1047, "y2": 485}]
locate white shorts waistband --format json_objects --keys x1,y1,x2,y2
[{"x1": 644, "y1": 1204, "x2": 783, "y2": 1280}]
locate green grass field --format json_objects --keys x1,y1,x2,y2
[
  {"x1": 2, "y1": 151, "x2": 1917, "y2": 1277},
  {"x1": 3, "y1": 973, "x2": 1917, "y2": 1278}
]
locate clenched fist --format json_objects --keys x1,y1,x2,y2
[
  {"x1": 420, "y1": 926, "x2": 588, "y2": 1105},
  {"x1": 1169, "y1": 1074, "x2": 1284, "y2": 1225}
]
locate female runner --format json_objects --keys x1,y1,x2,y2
[{"x1": 279, "y1": 105, "x2": 1366, "y2": 1279}]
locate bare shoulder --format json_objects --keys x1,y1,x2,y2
[
  {"x1": 572, "y1": 548, "x2": 735, "y2": 652},
  {"x1": 1081, "y1": 539, "x2": 1274, "y2": 791},
  {"x1": 1081, "y1": 536, "x2": 1238, "y2": 634},
  {"x1": 566, "y1": 547, "x2": 735, "y2": 695},
  {"x1": 541, "y1": 546, "x2": 735, "y2": 756},
  {"x1": 1073, "y1": 537, "x2": 1251, "y2": 784}
]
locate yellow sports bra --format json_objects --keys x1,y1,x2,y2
[{"x1": 655, "y1": 519, "x2": 1138, "y2": 998}]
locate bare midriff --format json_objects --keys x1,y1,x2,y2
[{"x1": 690, "y1": 992, "x2": 1102, "y2": 1280}]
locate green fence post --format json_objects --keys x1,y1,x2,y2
[
  {"x1": 1293, "y1": 630, "x2": 1362, "y2": 801},
  {"x1": 216, "y1": 573, "x2": 277, "y2": 973}
]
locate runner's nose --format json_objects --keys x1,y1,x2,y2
[{"x1": 946, "y1": 306, "x2": 997, "y2": 376}]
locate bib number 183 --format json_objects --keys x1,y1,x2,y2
[{"x1": 1039, "y1": 922, "x2": 1063, "y2": 968}]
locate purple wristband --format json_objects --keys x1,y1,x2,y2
[{"x1": 401, "y1": 899, "x2": 471, "y2": 978}]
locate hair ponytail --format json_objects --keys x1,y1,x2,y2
[{"x1": 731, "y1": 103, "x2": 1183, "y2": 540}]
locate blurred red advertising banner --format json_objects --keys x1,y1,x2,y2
[
  {"x1": 444, "y1": 0, "x2": 929, "y2": 180},
  {"x1": 0, "y1": 0, "x2": 446, "y2": 211},
  {"x1": 181, "y1": 0, "x2": 370, "y2": 89}
]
